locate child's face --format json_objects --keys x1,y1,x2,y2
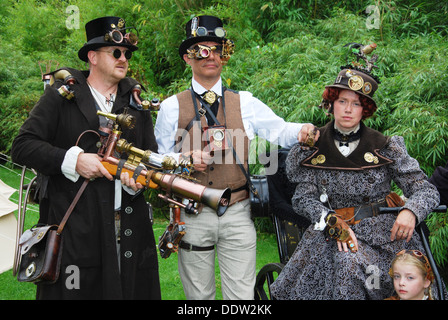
[{"x1": 392, "y1": 261, "x2": 431, "y2": 300}]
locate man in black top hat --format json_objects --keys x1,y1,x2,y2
[
  {"x1": 155, "y1": 15, "x2": 317, "y2": 299},
  {"x1": 12, "y1": 16, "x2": 161, "y2": 299}
]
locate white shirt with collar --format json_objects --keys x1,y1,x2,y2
[
  {"x1": 154, "y1": 77, "x2": 305, "y2": 155},
  {"x1": 61, "y1": 88, "x2": 133, "y2": 210}
]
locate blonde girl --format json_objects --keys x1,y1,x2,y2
[{"x1": 387, "y1": 250, "x2": 434, "y2": 300}]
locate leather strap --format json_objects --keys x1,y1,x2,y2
[
  {"x1": 57, "y1": 178, "x2": 89, "y2": 234},
  {"x1": 179, "y1": 240, "x2": 215, "y2": 252},
  {"x1": 335, "y1": 200, "x2": 388, "y2": 225},
  {"x1": 115, "y1": 159, "x2": 126, "y2": 179}
]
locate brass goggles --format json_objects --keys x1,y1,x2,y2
[
  {"x1": 104, "y1": 29, "x2": 138, "y2": 46},
  {"x1": 190, "y1": 17, "x2": 227, "y2": 38},
  {"x1": 187, "y1": 44, "x2": 223, "y2": 60},
  {"x1": 104, "y1": 19, "x2": 138, "y2": 46},
  {"x1": 193, "y1": 26, "x2": 226, "y2": 38}
]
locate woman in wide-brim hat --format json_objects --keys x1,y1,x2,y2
[{"x1": 270, "y1": 44, "x2": 445, "y2": 300}]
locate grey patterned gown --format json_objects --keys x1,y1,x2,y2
[{"x1": 270, "y1": 121, "x2": 441, "y2": 300}]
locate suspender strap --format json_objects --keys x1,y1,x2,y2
[{"x1": 191, "y1": 87, "x2": 259, "y2": 198}]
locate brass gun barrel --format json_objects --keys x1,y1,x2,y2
[
  {"x1": 116, "y1": 139, "x2": 178, "y2": 170},
  {"x1": 102, "y1": 157, "x2": 230, "y2": 216},
  {"x1": 150, "y1": 170, "x2": 230, "y2": 216}
]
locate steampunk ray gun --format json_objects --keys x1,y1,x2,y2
[
  {"x1": 96, "y1": 111, "x2": 230, "y2": 214},
  {"x1": 95, "y1": 111, "x2": 231, "y2": 258}
]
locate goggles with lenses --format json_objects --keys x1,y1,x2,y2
[
  {"x1": 105, "y1": 29, "x2": 138, "y2": 45},
  {"x1": 190, "y1": 17, "x2": 227, "y2": 38},
  {"x1": 193, "y1": 26, "x2": 226, "y2": 38},
  {"x1": 187, "y1": 44, "x2": 223, "y2": 60},
  {"x1": 97, "y1": 48, "x2": 133, "y2": 60},
  {"x1": 104, "y1": 19, "x2": 138, "y2": 46}
]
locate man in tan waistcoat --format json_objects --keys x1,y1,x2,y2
[{"x1": 154, "y1": 15, "x2": 317, "y2": 300}]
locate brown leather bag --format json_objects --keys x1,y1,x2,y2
[
  {"x1": 17, "y1": 225, "x2": 63, "y2": 283},
  {"x1": 16, "y1": 179, "x2": 88, "y2": 284}
]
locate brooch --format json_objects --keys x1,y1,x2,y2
[
  {"x1": 311, "y1": 154, "x2": 326, "y2": 165},
  {"x1": 364, "y1": 152, "x2": 379, "y2": 164}
]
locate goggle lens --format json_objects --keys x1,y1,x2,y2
[
  {"x1": 105, "y1": 29, "x2": 138, "y2": 46},
  {"x1": 193, "y1": 26, "x2": 226, "y2": 38}
]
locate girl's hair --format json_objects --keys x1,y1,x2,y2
[
  {"x1": 322, "y1": 87, "x2": 377, "y2": 120},
  {"x1": 389, "y1": 250, "x2": 434, "y2": 299}
]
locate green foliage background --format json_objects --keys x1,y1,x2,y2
[{"x1": 0, "y1": 0, "x2": 447, "y2": 267}]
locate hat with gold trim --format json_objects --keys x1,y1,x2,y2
[{"x1": 325, "y1": 43, "x2": 381, "y2": 110}]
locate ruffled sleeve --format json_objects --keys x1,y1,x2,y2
[{"x1": 379, "y1": 136, "x2": 440, "y2": 223}]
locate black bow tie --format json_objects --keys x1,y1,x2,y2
[
  {"x1": 333, "y1": 127, "x2": 361, "y2": 143},
  {"x1": 339, "y1": 142, "x2": 349, "y2": 147}
]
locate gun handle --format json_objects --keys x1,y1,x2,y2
[
  {"x1": 101, "y1": 161, "x2": 159, "y2": 189},
  {"x1": 173, "y1": 206, "x2": 181, "y2": 223}
]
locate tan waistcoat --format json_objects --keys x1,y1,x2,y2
[{"x1": 175, "y1": 89, "x2": 249, "y2": 204}]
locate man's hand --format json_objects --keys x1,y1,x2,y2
[
  {"x1": 120, "y1": 171, "x2": 143, "y2": 192},
  {"x1": 186, "y1": 150, "x2": 212, "y2": 172},
  {"x1": 76, "y1": 152, "x2": 113, "y2": 181},
  {"x1": 298, "y1": 123, "x2": 320, "y2": 145}
]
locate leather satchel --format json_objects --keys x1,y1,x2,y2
[
  {"x1": 17, "y1": 225, "x2": 62, "y2": 283},
  {"x1": 16, "y1": 179, "x2": 89, "y2": 284}
]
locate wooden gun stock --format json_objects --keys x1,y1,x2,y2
[{"x1": 101, "y1": 161, "x2": 158, "y2": 189}]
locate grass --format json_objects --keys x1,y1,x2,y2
[{"x1": 0, "y1": 161, "x2": 278, "y2": 300}]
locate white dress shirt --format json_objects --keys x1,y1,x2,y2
[
  {"x1": 154, "y1": 77, "x2": 305, "y2": 155},
  {"x1": 61, "y1": 88, "x2": 133, "y2": 210}
]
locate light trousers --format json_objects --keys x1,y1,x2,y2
[{"x1": 178, "y1": 199, "x2": 257, "y2": 300}]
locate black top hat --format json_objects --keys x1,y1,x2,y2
[
  {"x1": 178, "y1": 15, "x2": 228, "y2": 58},
  {"x1": 78, "y1": 16, "x2": 138, "y2": 62}
]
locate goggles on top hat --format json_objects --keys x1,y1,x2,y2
[
  {"x1": 104, "y1": 18, "x2": 138, "y2": 46},
  {"x1": 190, "y1": 16, "x2": 227, "y2": 38}
]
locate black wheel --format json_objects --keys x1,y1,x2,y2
[{"x1": 254, "y1": 262, "x2": 284, "y2": 300}]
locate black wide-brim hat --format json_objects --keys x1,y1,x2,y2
[
  {"x1": 325, "y1": 68, "x2": 378, "y2": 110},
  {"x1": 78, "y1": 16, "x2": 138, "y2": 62},
  {"x1": 179, "y1": 15, "x2": 228, "y2": 58}
]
